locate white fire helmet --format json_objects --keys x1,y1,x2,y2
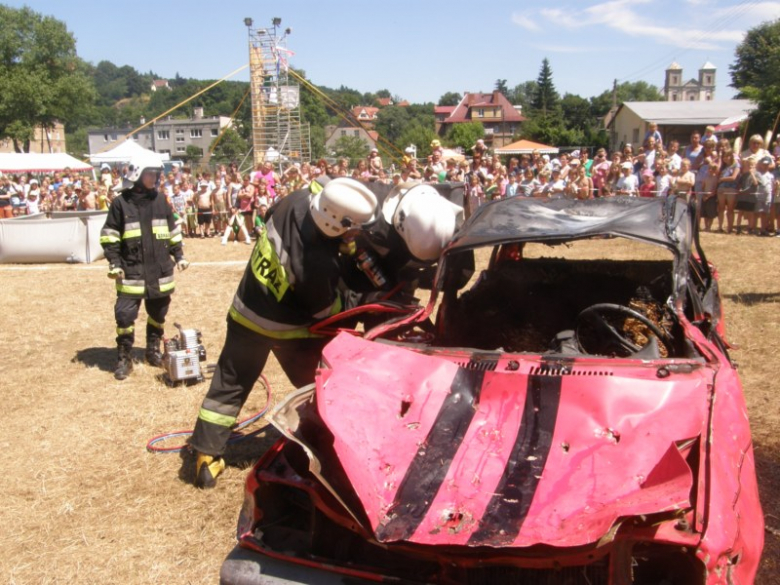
[
  {"x1": 392, "y1": 185, "x2": 464, "y2": 261},
  {"x1": 120, "y1": 154, "x2": 164, "y2": 190},
  {"x1": 310, "y1": 177, "x2": 378, "y2": 237}
]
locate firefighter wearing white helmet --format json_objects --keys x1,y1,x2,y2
[
  {"x1": 392, "y1": 185, "x2": 464, "y2": 261},
  {"x1": 188, "y1": 178, "x2": 378, "y2": 488},
  {"x1": 310, "y1": 177, "x2": 378, "y2": 236},
  {"x1": 337, "y1": 182, "x2": 468, "y2": 335},
  {"x1": 100, "y1": 155, "x2": 188, "y2": 381}
]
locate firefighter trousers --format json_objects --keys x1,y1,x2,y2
[
  {"x1": 114, "y1": 295, "x2": 171, "y2": 347},
  {"x1": 189, "y1": 318, "x2": 329, "y2": 457}
]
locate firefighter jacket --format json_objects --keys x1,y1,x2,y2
[
  {"x1": 100, "y1": 187, "x2": 184, "y2": 299},
  {"x1": 228, "y1": 188, "x2": 343, "y2": 339}
]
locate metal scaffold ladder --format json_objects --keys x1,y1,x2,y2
[{"x1": 248, "y1": 25, "x2": 310, "y2": 168}]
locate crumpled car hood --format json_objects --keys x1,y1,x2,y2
[{"x1": 272, "y1": 333, "x2": 711, "y2": 549}]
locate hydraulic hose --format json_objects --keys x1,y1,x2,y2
[{"x1": 146, "y1": 373, "x2": 272, "y2": 453}]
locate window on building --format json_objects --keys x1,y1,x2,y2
[
  {"x1": 341, "y1": 130, "x2": 347, "y2": 137},
  {"x1": 353, "y1": 130, "x2": 360, "y2": 137},
  {"x1": 477, "y1": 108, "x2": 484, "y2": 117},
  {"x1": 176, "y1": 136, "x2": 185, "y2": 143},
  {"x1": 632, "y1": 128, "x2": 640, "y2": 144},
  {"x1": 672, "y1": 76, "x2": 678, "y2": 85},
  {"x1": 157, "y1": 130, "x2": 170, "y2": 140},
  {"x1": 211, "y1": 128, "x2": 219, "y2": 137},
  {"x1": 190, "y1": 129, "x2": 202, "y2": 138},
  {"x1": 705, "y1": 75, "x2": 712, "y2": 85},
  {"x1": 176, "y1": 146, "x2": 186, "y2": 153},
  {"x1": 175, "y1": 129, "x2": 184, "y2": 135},
  {"x1": 159, "y1": 149, "x2": 171, "y2": 155}
]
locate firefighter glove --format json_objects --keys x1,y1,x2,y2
[
  {"x1": 176, "y1": 259, "x2": 190, "y2": 272},
  {"x1": 107, "y1": 265, "x2": 125, "y2": 280}
]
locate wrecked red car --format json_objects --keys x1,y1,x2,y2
[{"x1": 222, "y1": 196, "x2": 764, "y2": 585}]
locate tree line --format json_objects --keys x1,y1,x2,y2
[{"x1": 1, "y1": 5, "x2": 778, "y2": 165}]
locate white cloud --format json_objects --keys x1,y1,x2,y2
[
  {"x1": 511, "y1": 12, "x2": 541, "y2": 31},
  {"x1": 529, "y1": 44, "x2": 603, "y2": 54},
  {"x1": 540, "y1": 0, "x2": 745, "y2": 50}
]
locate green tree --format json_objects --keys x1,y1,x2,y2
[
  {"x1": 531, "y1": 58, "x2": 559, "y2": 116},
  {"x1": 561, "y1": 93, "x2": 594, "y2": 131},
  {"x1": 589, "y1": 81, "x2": 663, "y2": 118},
  {"x1": 438, "y1": 92, "x2": 462, "y2": 106},
  {"x1": 495, "y1": 79, "x2": 509, "y2": 97},
  {"x1": 374, "y1": 106, "x2": 412, "y2": 145},
  {"x1": 511, "y1": 81, "x2": 538, "y2": 113},
  {"x1": 730, "y1": 18, "x2": 780, "y2": 132},
  {"x1": 333, "y1": 135, "x2": 370, "y2": 166},
  {"x1": 446, "y1": 121, "x2": 484, "y2": 152},
  {"x1": 309, "y1": 125, "x2": 326, "y2": 160},
  {"x1": 184, "y1": 144, "x2": 203, "y2": 165},
  {"x1": 397, "y1": 121, "x2": 438, "y2": 160},
  {"x1": 210, "y1": 127, "x2": 248, "y2": 165},
  {"x1": 65, "y1": 127, "x2": 88, "y2": 158},
  {"x1": 0, "y1": 5, "x2": 96, "y2": 151}
]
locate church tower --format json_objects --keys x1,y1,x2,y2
[
  {"x1": 698, "y1": 62, "x2": 716, "y2": 101},
  {"x1": 664, "y1": 62, "x2": 683, "y2": 101}
]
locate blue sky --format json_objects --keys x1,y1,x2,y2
[{"x1": 9, "y1": 0, "x2": 780, "y2": 103}]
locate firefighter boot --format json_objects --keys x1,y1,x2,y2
[
  {"x1": 145, "y1": 324, "x2": 164, "y2": 367},
  {"x1": 114, "y1": 343, "x2": 134, "y2": 380},
  {"x1": 195, "y1": 452, "x2": 226, "y2": 489}
]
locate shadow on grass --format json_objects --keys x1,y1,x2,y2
[
  {"x1": 724, "y1": 292, "x2": 780, "y2": 306},
  {"x1": 73, "y1": 346, "x2": 119, "y2": 372},
  {"x1": 176, "y1": 427, "x2": 281, "y2": 486},
  {"x1": 72, "y1": 346, "x2": 151, "y2": 372}
]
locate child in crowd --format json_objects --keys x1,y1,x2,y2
[
  {"x1": 700, "y1": 163, "x2": 720, "y2": 231},
  {"x1": 644, "y1": 121, "x2": 663, "y2": 148},
  {"x1": 505, "y1": 173, "x2": 518, "y2": 197},
  {"x1": 519, "y1": 168, "x2": 538, "y2": 197},
  {"x1": 616, "y1": 162, "x2": 639, "y2": 196},
  {"x1": 221, "y1": 208, "x2": 252, "y2": 245},
  {"x1": 638, "y1": 170, "x2": 656, "y2": 198},
  {"x1": 655, "y1": 164, "x2": 672, "y2": 197}
]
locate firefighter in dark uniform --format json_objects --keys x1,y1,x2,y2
[
  {"x1": 343, "y1": 182, "x2": 468, "y2": 317},
  {"x1": 100, "y1": 157, "x2": 189, "y2": 381},
  {"x1": 188, "y1": 177, "x2": 378, "y2": 488}
]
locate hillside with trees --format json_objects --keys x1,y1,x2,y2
[{"x1": 7, "y1": 5, "x2": 776, "y2": 163}]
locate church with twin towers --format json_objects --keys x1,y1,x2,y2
[{"x1": 663, "y1": 61, "x2": 717, "y2": 102}]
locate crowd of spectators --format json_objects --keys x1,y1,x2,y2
[
  {"x1": 2, "y1": 127, "x2": 779, "y2": 238},
  {"x1": 0, "y1": 169, "x2": 111, "y2": 218},
  {"x1": 455, "y1": 128, "x2": 780, "y2": 236}
]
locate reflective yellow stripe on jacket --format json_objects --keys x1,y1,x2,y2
[
  {"x1": 228, "y1": 294, "x2": 342, "y2": 340},
  {"x1": 100, "y1": 228, "x2": 121, "y2": 245},
  {"x1": 122, "y1": 221, "x2": 142, "y2": 240}
]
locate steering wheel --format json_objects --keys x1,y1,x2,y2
[{"x1": 576, "y1": 303, "x2": 672, "y2": 357}]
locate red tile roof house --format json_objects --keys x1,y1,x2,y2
[{"x1": 436, "y1": 91, "x2": 525, "y2": 149}]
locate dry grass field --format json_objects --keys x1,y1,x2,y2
[{"x1": 0, "y1": 231, "x2": 778, "y2": 584}]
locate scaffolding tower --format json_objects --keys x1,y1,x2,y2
[{"x1": 247, "y1": 20, "x2": 310, "y2": 169}]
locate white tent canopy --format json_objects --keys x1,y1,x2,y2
[
  {"x1": 0, "y1": 153, "x2": 93, "y2": 174},
  {"x1": 89, "y1": 139, "x2": 169, "y2": 165}
]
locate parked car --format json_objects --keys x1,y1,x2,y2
[{"x1": 221, "y1": 196, "x2": 764, "y2": 585}]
